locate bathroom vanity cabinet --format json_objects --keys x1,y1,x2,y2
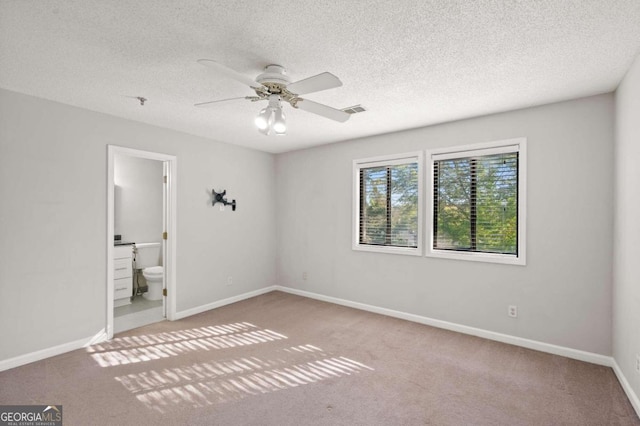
[{"x1": 113, "y1": 245, "x2": 134, "y2": 307}]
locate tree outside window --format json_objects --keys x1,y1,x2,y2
[
  {"x1": 433, "y1": 152, "x2": 518, "y2": 255},
  {"x1": 360, "y1": 162, "x2": 419, "y2": 248}
]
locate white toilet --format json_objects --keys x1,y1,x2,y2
[
  {"x1": 142, "y1": 266, "x2": 164, "y2": 300},
  {"x1": 134, "y1": 242, "x2": 163, "y2": 301}
]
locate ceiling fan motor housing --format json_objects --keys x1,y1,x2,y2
[{"x1": 256, "y1": 64, "x2": 291, "y2": 87}]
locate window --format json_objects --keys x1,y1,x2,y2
[
  {"x1": 427, "y1": 138, "x2": 526, "y2": 265},
  {"x1": 353, "y1": 152, "x2": 423, "y2": 255}
]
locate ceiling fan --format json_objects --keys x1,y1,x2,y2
[{"x1": 195, "y1": 59, "x2": 352, "y2": 135}]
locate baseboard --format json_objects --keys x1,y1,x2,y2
[
  {"x1": 174, "y1": 286, "x2": 278, "y2": 320},
  {"x1": 0, "y1": 329, "x2": 108, "y2": 373},
  {"x1": 612, "y1": 359, "x2": 640, "y2": 417},
  {"x1": 86, "y1": 329, "x2": 109, "y2": 347},
  {"x1": 274, "y1": 286, "x2": 614, "y2": 367}
]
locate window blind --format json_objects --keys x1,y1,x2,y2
[
  {"x1": 359, "y1": 162, "x2": 418, "y2": 248},
  {"x1": 433, "y1": 152, "x2": 518, "y2": 255}
]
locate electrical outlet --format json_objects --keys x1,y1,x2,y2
[
  {"x1": 226, "y1": 276, "x2": 233, "y2": 286},
  {"x1": 302, "y1": 272, "x2": 308, "y2": 281},
  {"x1": 508, "y1": 305, "x2": 518, "y2": 318},
  {"x1": 636, "y1": 354, "x2": 640, "y2": 374}
]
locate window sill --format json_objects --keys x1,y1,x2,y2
[
  {"x1": 426, "y1": 249, "x2": 526, "y2": 266},
  {"x1": 353, "y1": 244, "x2": 422, "y2": 256}
]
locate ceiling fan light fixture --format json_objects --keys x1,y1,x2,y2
[
  {"x1": 272, "y1": 107, "x2": 286, "y2": 134},
  {"x1": 255, "y1": 107, "x2": 272, "y2": 130}
]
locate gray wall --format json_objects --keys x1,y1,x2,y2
[
  {"x1": 276, "y1": 94, "x2": 615, "y2": 355},
  {"x1": 0, "y1": 85, "x2": 623, "y2": 366},
  {"x1": 114, "y1": 154, "x2": 163, "y2": 244},
  {"x1": 614, "y1": 54, "x2": 640, "y2": 399},
  {"x1": 0, "y1": 88, "x2": 277, "y2": 361}
]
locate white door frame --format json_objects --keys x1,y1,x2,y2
[{"x1": 106, "y1": 145, "x2": 177, "y2": 339}]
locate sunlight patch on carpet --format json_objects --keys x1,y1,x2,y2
[
  {"x1": 114, "y1": 344, "x2": 374, "y2": 413},
  {"x1": 87, "y1": 322, "x2": 287, "y2": 367}
]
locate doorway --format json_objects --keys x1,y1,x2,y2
[{"x1": 107, "y1": 146, "x2": 177, "y2": 339}]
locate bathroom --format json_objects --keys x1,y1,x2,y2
[{"x1": 113, "y1": 152, "x2": 165, "y2": 333}]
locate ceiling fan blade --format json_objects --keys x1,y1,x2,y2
[
  {"x1": 194, "y1": 96, "x2": 259, "y2": 108},
  {"x1": 295, "y1": 99, "x2": 350, "y2": 122},
  {"x1": 197, "y1": 59, "x2": 260, "y2": 88},
  {"x1": 287, "y1": 72, "x2": 342, "y2": 95}
]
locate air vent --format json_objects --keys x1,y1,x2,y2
[{"x1": 341, "y1": 104, "x2": 367, "y2": 114}]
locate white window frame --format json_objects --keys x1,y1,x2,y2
[
  {"x1": 426, "y1": 138, "x2": 527, "y2": 265},
  {"x1": 353, "y1": 151, "x2": 424, "y2": 256}
]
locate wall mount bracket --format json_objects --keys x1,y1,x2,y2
[{"x1": 212, "y1": 189, "x2": 236, "y2": 211}]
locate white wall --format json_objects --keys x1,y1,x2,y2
[
  {"x1": 0, "y1": 88, "x2": 277, "y2": 361},
  {"x1": 276, "y1": 94, "x2": 614, "y2": 355},
  {"x1": 114, "y1": 154, "x2": 163, "y2": 244},
  {"x1": 613, "y1": 54, "x2": 640, "y2": 400}
]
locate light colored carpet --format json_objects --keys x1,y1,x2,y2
[{"x1": 0, "y1": 291, "x2": 638, "y2": 425}]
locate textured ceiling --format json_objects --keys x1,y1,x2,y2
[{"x1": 1, "y1": 1, "x2": 640, "y2": 153}]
